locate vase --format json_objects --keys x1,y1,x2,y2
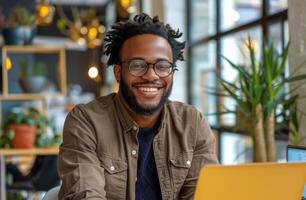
[
  {"x1": 19, "y1": 76, "x2": 47, "y2": 93},
  {"x1": 2, "y1": 26, "x2": 36, "y2": 45}
]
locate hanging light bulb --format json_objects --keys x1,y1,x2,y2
[
  {"x1": 35, "y1": 0, "x2": 55, "y2": 25},
  {"x1": 5, "y1": 58, "x2": 12, "y2": 70},
  {"x1": 120, "y1": 0, "x2": 131, "y2": 8},
  {"x1": 119, "y1": 0, "x2": 137, "y2": 15},
  {"x1": 82, "y1": 21, "x2": 105, "y2": 48},
  {"x1": 88, "y1": 27, "x2": 98, "y2": 39},
  {"x1": 88, "y1": 66, "x2": 99, "y2": 79}
]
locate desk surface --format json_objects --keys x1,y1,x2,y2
[{"x1": 0, "y1": 147, "x2": 59, "y2": 156}]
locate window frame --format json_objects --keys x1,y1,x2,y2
[{"x1": 186, "y1": 0, "x2": 288, "y2": 162}]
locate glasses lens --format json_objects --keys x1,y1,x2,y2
[
  {"x1": 128, "y1": 59, "x2": 147, "y2": 76},
  {"x1": 155, "y1": 60, "x2": 173, "y2": 77}
]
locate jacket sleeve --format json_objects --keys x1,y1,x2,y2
[
  {"x1": 178, "y1": 111, "x2": 219, "y2": 199},
  {"x1": 58, "y1": 105, "x2": 107, "y2": 200}
]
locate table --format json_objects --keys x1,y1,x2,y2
[{"x1": 0, "y1": 147, "x2": 59, "y2": 200}]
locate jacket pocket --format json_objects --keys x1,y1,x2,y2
[
  {"x1": 170, "y1": 151, "x2": 193, "y2": 197},
  {"x1": 99, "y1": 155, "x2": 128, "y2": 200}
]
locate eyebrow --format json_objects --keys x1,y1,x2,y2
[{"x1": 127, "y1": 57, "x2": 172, "y2": 63}]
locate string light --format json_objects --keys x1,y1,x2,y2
[
  {"x1": 119, "y1": 0, "x2": 137, "y2": 14},
  {"x1": 5, "y1": 58, "x2": 12, "y2": 70},
  {"x1": 120, "y1": 0, "x2": 131, "y2": 8},
  {"x1": 88, "y1": 66, "x2": 99, "y2": 79},
  {"x1": 35, "y1": 0, "x2": 55, "y2": 25}
]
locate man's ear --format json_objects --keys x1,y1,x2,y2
[{"x1": 114, "y1": 64, "x2": 121, "y2": 83}]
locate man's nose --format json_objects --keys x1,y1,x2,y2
[{"x1": 141, "y1": 65, "x2": 159, "y2": 80}]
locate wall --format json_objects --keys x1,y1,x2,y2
[{"x1": 288, "y1": 0, "x2": 306, "y2": 145}]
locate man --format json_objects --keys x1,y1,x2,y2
[{"x1": 58, "y1": 13, "x2": 218, "y2": 200}]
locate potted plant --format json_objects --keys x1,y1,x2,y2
[
  {"x1": 18, "y1": 59, "x2": 48, "y2": 93},
  {"x1": 0, "y1": 107, "x2": 54, "y2": 149},
  {"x1": 0, "y1": 6, "x2": 36, "y2": 45},
  {"x1": 217, "y1": 37, "x2": 306, "y2": 162}
]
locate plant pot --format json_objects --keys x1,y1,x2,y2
[
  {"x1": 19, "y1": 76, "x2": 47, "y2": 93},
  {"x1": 2, "y1": 26, "x2": 36, "y2": 45},
  {"x1": 7, "y1": 124, "x2": 36, "y2": 148}
]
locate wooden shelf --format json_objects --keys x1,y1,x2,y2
[
  {"x1": 2, "y1": 45, "x2": 67, "y2": 97},
  {"x1": 0, "y1": 147, "x2": 59, "y2": 156},
  {"x1": 2, "y1": 45, "x2": 65, "y2": 53},
  {"x1": 0, "y1": 93, "x2": 62, "y2": 101}
]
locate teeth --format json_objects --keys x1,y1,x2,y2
[{"x1": 139, "y1": 87, "x2": 158, "y2": 92}]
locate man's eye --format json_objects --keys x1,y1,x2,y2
[
  {"x1": 131, "y1": 63, "x2": 146, "y2": 69},
  {"x1": 156, "y1": 64, "x2": 171, "y2": 71}
]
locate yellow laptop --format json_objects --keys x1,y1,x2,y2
[{"x1": 194, "y1": 162, "x2": 306, "y2": 200}]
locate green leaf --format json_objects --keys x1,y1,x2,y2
[
  {"x1": 283, "y1": 74, "x2": 306, "y2": 83},
  {"x1": 221, "y1": 55, "x2": 249, "y2": 80}
]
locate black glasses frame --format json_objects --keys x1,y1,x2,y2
[{"x1": 120, "y1": 58, "x2": 177, "y2": 78}]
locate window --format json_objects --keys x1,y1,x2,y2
[
  {"x1": 221, "y1": 0, "x2": 261, "y2": 31},
  {"x1": 191, "y1": 42, "x2": 217, "y2": 125},
  {"x1": 191, "y1": 0, "x2": 216, "y2": 42},
  {"x1": 187, "y1": 0, "x2": 288, "y2": 163}
]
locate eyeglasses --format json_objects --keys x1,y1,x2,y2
[{"x1": 120, "y1": 58, "x2": 176, "y2": 78}]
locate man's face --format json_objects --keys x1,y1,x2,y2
[{"x1": 114, "y1": 34, "x2": 174, "y2": 116}]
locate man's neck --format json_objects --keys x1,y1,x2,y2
[{"x1": 120, "y1": 95, "x2": 162, "y2": 128}]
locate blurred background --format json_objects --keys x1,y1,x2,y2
[{"x1": 0, "y1": 0, "x2": 306, "y2": 199}]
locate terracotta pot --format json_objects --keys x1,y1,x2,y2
[{"x1": 7, "y1": 124, "x2": 36, "y2": 148}]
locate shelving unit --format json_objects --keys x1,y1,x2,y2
[
  {"x1": 1, "y1": 45, "x2": 67, "y2": 97},
  {"x1": 0, "y1": 45, "x2": 67, "y2": 125}
]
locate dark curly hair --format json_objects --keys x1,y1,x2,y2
[{"x1": 104, "y1": 13, "x2": 186, "y2": 65}]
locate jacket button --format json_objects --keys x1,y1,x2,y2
[
  {"x1": 186, "y1": 160, "x2": 191, "y2": 166},
  {"x1": 133, "y1": 126, "x2": 137, "y2": 131},
  {"x1": 132, "y1": 150, "x2": 137, "y2": 156},
  {"x1": 110, "y1": 166, "x2": 115, "y2": 171}
]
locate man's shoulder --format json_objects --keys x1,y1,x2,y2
[
  {"x1": 165, "y1": 100, "x2": 201, "y2": 118},
  {"x1": 71, "y1": 93, "x2": 116, "y2": 115}
]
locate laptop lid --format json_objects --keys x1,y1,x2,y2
[
  {"x1": 194, "y1": 162, "x2": 306, "y2": 200},
  {"x1": 287, "y1": 145, "x2": 306, "y2": 162}
]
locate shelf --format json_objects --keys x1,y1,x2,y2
[
  {"x1": 0, "y1": 147, "x2": 59, "y2": 156},
  {"x1": 0, "y1": 94, "x2": 63, "y2": 101},
  {"x1": 47, "y1": 0, "x2": 109, "y2": 6},
  {"x1": 0, "y1": 36, "x2": 87, "y2": 51},
  {"x1": 2, "y1": 45, "x2": 67, "y2": 97},
  {"x1": 2, "y1": 45, "x2": 65, "y2": 53}
]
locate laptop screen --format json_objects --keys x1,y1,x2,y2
[{"x1": 287, "y1": 145, "x2": 306, "y2": 200}]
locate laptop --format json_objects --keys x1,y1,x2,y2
[
  {"x1": 194, "y1": 162, "x2": 306, "y2": 200},
  {"x1": 287, "y1": 145, "x2": 306, "y2": 162},
  {"x1": 287, "y1": 145, "x2": 306, "y2": 200}
]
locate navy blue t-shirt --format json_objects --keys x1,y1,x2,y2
[{"x1": 135, "y1": 124, "x2": 162, "y2": 200}]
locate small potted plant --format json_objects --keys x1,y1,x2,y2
[
  {"x1": 0, "y1": 6, "x2": 36, "y2": 45},
  {"x1": 18, "y1": 59, "x2": 48, "y2": 93},
  {"x1": 0, "y1": 107, "x2": 52, "y2": 149}
]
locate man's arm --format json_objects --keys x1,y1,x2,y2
[
  {"x1": 178, "y1": 112, "x2": 219, "y2": 199},
  {"x1": 58, "y1": 105, "x2": 107, "y2": 200}
]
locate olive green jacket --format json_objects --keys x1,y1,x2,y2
[{"x1": 58, "y1": 93, "x2": 218, "y2": 200}]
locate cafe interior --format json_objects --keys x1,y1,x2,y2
[{"x1": 0, "y1": 0, "x2": 305, "y2": 199}]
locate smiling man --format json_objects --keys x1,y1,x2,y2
[{"x1": 58, "y1": 13, "x2": 218, "y2": 200}]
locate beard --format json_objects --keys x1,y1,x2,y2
[{"x1": 119, "y1": 74, "x2": 173, "y2": 116}]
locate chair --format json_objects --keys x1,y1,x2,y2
[
  {"x1": 7, "y1": 155, "x2": 60, "y2": 191},
  {"x1": 42, "y1": 186, "x2": 60, "y2": 200}
]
